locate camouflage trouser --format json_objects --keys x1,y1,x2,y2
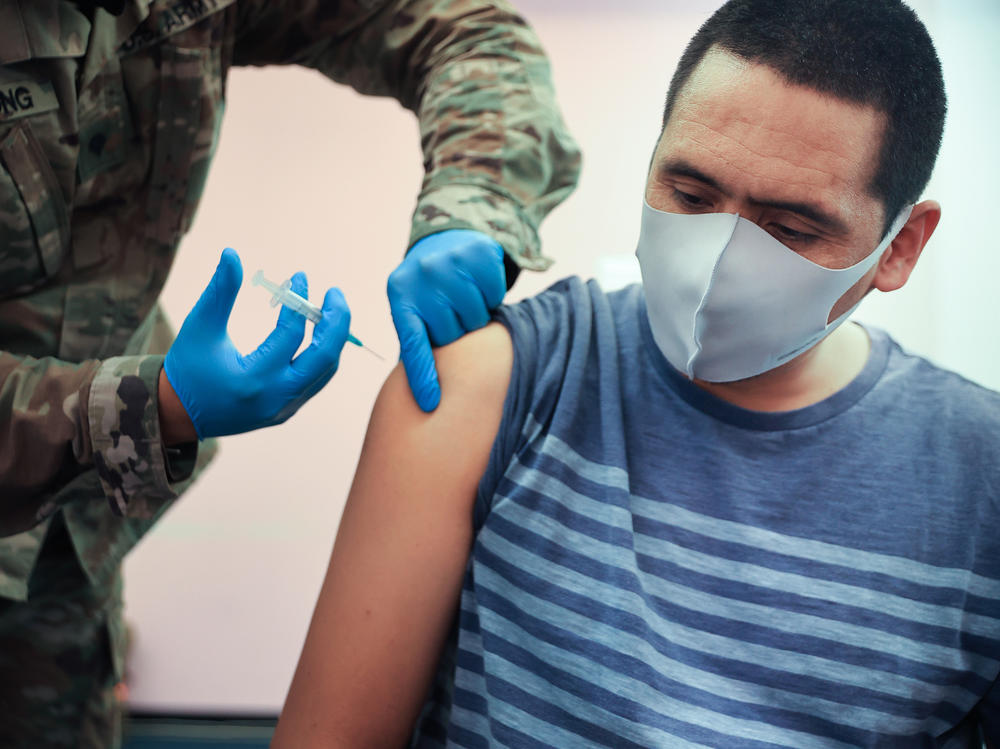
[{"x1": 0, "y1": 511, "x2": 123, "y2": 748}]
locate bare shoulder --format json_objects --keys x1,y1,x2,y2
[
  {"x1": 373, "y1": 322, "x2": 513, "y2": 441},
  {"x1": 362, "y1": 322, "x2": 513, "y2": 501},
  {"x1": 434, "y1": 320, "x2": 513, "y2": 410}
]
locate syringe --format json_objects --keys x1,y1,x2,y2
[{"x1": 252, "y1": 270, "x2": 384, "y2": 360}]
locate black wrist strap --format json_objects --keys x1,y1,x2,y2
[{"x1": 162, "y1": 442, "x2": 198, "y2": 483}]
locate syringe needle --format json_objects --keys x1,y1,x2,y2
[
  {"x1": 346, "y1": 332, "x2": 385, "y2": 361},
  {"x1": 360, "y1": 344, "x2": 386, "y2": 361}
]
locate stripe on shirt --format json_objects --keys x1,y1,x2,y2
[
  {"x1": 526, "y1": 419, "x2": 1000, "y2": 601},
  {"x1": 500, "y1": 452, "x2": 998, "y2": 680}
]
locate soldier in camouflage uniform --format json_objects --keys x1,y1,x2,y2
[{"x1": 0, "y1": 0, "x2": 580, "y2": 745}]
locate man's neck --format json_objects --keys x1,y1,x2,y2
[{"x1": 692, "y1": 323, "x2": 872, "y2": 412}]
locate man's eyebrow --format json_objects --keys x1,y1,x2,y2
[
  {"x1": 658, "y1": 160, "x2": 729, "y2": 195},
  {"x1": 658, "y1": 159, "x2": 850, "y2": 235},
  {"x1": 747, "y1": 197, "x2": 850, "y2": 235}
]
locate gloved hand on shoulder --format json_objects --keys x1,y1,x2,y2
[
  {"x1": 164, "y1": 248, "x2": 350, "y2": 440},
  {"x1": 387, "y1": 229, "x2": 507, "y2": 412}
]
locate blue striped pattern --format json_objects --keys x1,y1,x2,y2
[{"x1": 410, "y1": 278, "x2": 1000, "y2": 748}]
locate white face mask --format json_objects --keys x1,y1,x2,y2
[{"x1": 635, "y1": 201, "x2": 911, "y2": 382}]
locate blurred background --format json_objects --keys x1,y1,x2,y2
[{"x1": 120, "y1": 0, "x2": 1000, "y2": 730}]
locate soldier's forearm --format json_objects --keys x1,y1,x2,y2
[{"x1": 407, "y1": 1, "x2": 581, "y2": 268}]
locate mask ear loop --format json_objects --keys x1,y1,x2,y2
[{"x1": 821, "y1": 205, "x2": 914, "y2": 331}]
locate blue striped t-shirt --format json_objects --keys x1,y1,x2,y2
[{"x1": 410, "y1": 277, "x2": 1000, "y2": 748}]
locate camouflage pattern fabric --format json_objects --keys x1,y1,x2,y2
[
  {"x1": 231, "y1": 1, "x2": 581, "y2": 270},
  {"x1": 0, "y1": 512, "x2": 123, "y2": 748},
  {"x1": 0, "y1": 0, "x2": 580, "y2": 743}
]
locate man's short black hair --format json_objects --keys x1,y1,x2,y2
[{"x1": 662, "y1": 0, "x2": 946, "y2": 235}]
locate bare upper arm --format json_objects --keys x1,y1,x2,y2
[{"x1": 273, "y1": 322, "x2": 513, "y2": 748}]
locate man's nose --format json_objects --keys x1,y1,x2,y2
[{"x1": 720, "y1": 201, "x2": 762, "y2": 225}]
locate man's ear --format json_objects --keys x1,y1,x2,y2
[{"x1": 872, "y1": 200, "x2": 941, "y2": 292}]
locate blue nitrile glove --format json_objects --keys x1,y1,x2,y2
[
  {"x1": 163, "y1": 248, "x2": 351, "y2": 439},
  {"x1": 387, "y1": 229, "x2": 507, "y2": 412}
]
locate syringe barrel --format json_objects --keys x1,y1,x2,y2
[
  {"x1": 282, "y1": 294, "x2": 322, "y2": 324},
  {"x1": 254, "y1": 269, "x2": 322, "y2": 323}
]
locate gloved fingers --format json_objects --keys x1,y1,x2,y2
[
  {"x1": 392, "y1": 303, "x2": 441, "y2": 412},
  {"x1": 288, "y1": 359, "x2": 339, "y2": 414},
  {"x1": 458, "y1": 237, "x2": 507, "y2": 309},
  {"x1": 188, "y1": 248, "x2": 243, "y2": 334},
  {"x1": 290, "y1": 287, "x2": 351, "y2": 384},
  {"x1": 264, "y1": 361, "x2": 338, "y2": 427},
  {"x1": 416, "y1": 292, "x2": 465, "y2": 347},
  {"x1": 412, "y1": 231, "x2": 506, "y2": 310},
  {"x1": 244, "y1": 272, "x2": 309, "y2": 370},
  {"x1": 434, "y1": 266, "x2": 493, "y2": 333}
]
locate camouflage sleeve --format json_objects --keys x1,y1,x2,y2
[
  {"x1": 232, "y1": 0, "x2": 581, "y2": 272},
  {"x1": 0, "y1": 352, "x2": 194, "y2": 537}
]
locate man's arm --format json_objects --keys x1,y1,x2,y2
[{"x1": 273, "y1": 322, "x2": 513, "y2": 748}]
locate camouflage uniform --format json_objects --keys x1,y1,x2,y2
[{"x1": 0, "y1": 0, "x2": 580, "y2": 745}]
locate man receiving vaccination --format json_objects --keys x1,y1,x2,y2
[
  {"x1": 277, "y1": 0, "x2": 1000, "y2": 746},
  {"x1": 0, "y1": 0, "x2": 580, "y2": 744}
]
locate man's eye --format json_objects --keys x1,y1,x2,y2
[
  {"x1": 673, "y1": 189, "x2": 707, "y2": 208},
  {"x1": 774, "y1": 224, "x2": 815, "y2": 244}
]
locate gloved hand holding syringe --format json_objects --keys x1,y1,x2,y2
[
  {"x1": 252, "y1": 270, "x2": 384, "y2": 360},
  {"x1": 164, "y1": 248, "x2": 362, "y2": 440}
]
